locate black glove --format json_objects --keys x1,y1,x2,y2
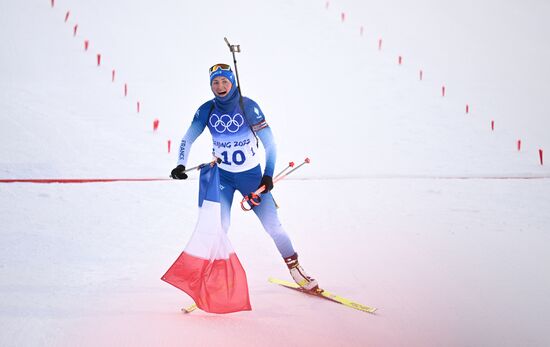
[
  {"x1": 258, "y1": 175, "x2": 273, "y2": 192},
  {"x1": 171, "y1": 165, "x2": 188, "y2": 179}
]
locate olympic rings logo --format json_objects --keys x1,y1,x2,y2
[{"x1": 209, "y1": 113, "x2": 245, "y2": 133}]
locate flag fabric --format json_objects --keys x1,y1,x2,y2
[{"x1": 161, "y1": 164, "x2": 251, "y2": 314}]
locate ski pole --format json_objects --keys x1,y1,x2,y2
[
  {"x1": 240, "y1": 158, "x2": 310, "y2": 211},
  {"x1": 240, "y1": 163, "x2": 293, "y2": 211},
  {"x1": 170, "y1": 158, "x2": 222, "y2": 178},
  {"x1": 273, "y1": 158, "x2": 310, "y2": 184},
  {"x1": 184, "y1": 157, "x2": 222, "y2": 172},
  {"x1": 274, "y1": 161, "x2": 295, "y2": 180}
]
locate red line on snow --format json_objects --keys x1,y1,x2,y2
[
  {"x1": 316, "y1": 175, "x2": 550, "y2": 180},
  {"x1": 2, "y1": 175, "x2": 549, "y2": 184},
  {"x1": 0, "y1": 178, "x2": 172, "y2": 184}
]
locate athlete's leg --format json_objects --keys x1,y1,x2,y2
[
  {"x1": 253, "y1": 192, "x2": 296, "y2": 258},
  {"x1": 236, "y1": 166, "x2": 296, "y2": 258},
  {"x1": 236, "y1": 166, "x2": 318, "y2": 289}
]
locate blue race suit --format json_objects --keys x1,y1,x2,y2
[{"x1": 177, "y1": 85, "x2": 295, "y2": 258}]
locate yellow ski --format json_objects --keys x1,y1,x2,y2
[
  {"x1": 268, "y1": 277, "x2": 377, "y2": 314},
  {"x1": 181, "y1": 303, "x2": 197, "y2": 314}
]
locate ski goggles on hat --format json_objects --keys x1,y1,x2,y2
[{"x1": 209, "y1": 63, "x2": 232, "y2": 76}]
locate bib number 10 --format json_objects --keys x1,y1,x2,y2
[{"x1": 220, "y1": 150, "x2": 245, "y2": 166}]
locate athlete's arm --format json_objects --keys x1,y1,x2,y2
[
  {"x1": 177, "y1": 102, "x2": 211, "y2": 167},
  {"x1": 256, "y1": 127, "x2": 276, "y2": 177},
  {"x1": 243, "y1": 98, "x2": 276, "y2": 177}
]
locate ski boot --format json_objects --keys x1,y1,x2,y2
[{"x1": 284, "y1": 253, "x2": 319, "y2": 291}]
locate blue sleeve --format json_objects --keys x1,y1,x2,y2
[
  {"x1": 243, "y1": 98, "x2": 276, "y2": 177},
  {"x1": 256, "y1": 127, "x2": 276, "y2": 177},
  {"x1": 177, "y1": 101, "x2": 211, "y2": 167}
]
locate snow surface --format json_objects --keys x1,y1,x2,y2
[{"x1": 1, "y1": 1, "x2": 550, "y2": 346}]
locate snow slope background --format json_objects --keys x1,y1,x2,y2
[{"x1": 1, "y1": 0, "x2": 550, "y2": 346}]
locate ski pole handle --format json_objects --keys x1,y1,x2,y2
[
  {"x1": 248, "y1": 161, "x2": 296, "y2": 198},
  {"x1": 240, "y1": 192, "x2": 262, "y2": 211},
  {"x1": 240, "y1": 162, "x2": 292, "y2": 211}
]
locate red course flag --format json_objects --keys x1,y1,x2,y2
[{"x1": 162, "y1": 164, "x2": 251, "y2": 314}]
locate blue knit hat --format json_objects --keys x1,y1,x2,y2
[{"x1": 209, "y1": 63, "x2": 236, "y2": 85}]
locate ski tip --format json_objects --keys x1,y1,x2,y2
[
  {"x1": 269, "y1": 276, "x2": 378, "y2": 314},
  {"x1": 181, "y1": 303, "x2": 198, "y2": 314},
  {"x1": 268, "y1": 277, "x2": 283, "y2": 284}
]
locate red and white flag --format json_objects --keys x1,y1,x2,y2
[{"x1": 162, "y1": 164, "x2": 251, "y2": 313}]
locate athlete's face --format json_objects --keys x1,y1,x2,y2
[{"x1": 211, "y1": 76, "x2": 233, "y2": 97}]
